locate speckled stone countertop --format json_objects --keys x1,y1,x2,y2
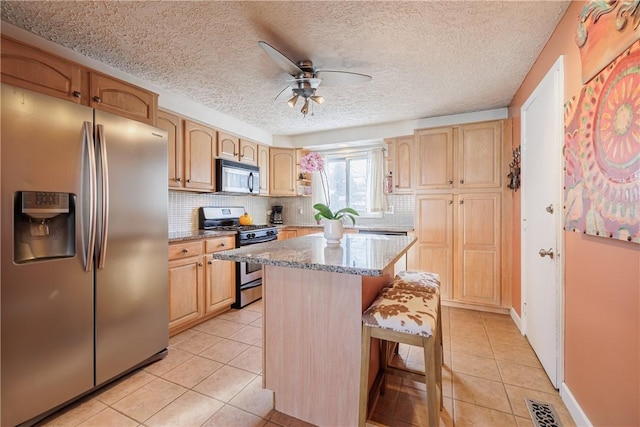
[
  {"x1": 168, "y1": 230, "x2": 236, "y2": 243},
  {"x1": 212, "y1": 234, "x2": 416, "y2": 276},
  {"x1": 278, "y1": 224, "x2": 413, "y2": 233}
]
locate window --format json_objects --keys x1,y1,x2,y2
[{"x1": 325, "y1": 154, "x2": 369, "y2": 214}]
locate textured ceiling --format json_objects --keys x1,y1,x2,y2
[{"x1": 1, "y1": 1, "x2": 570, "y2": 137}]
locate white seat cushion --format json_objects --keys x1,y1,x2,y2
[{"x1": 362, "y1": 286, "x2": 439, "y2": 338}]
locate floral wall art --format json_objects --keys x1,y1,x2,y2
[{"x1": 564, "y1": 1, "x2": 639, "y2": 243}]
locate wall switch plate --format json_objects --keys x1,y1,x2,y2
[{"x1": 386, "y1": 205, "x2": 394, "y2": 214}]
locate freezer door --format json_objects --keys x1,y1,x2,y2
[
  {"x1": 1, "y1": 84, "x2": 95, "y2": 426},
  {"x1": 93, "y1": 110, "x2": 169, "y2": 385}
]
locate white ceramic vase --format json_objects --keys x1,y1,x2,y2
[{"x1": 323, "y1": 219, "x2": 344, "y2": 244}]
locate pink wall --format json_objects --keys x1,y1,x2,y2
[{"x1": 508, "y1": 2, "x2": 640, "y2": 426}]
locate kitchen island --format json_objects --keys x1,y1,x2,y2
[{"x1": 213, "y1": 233, "x2": 416, "y2": 426}]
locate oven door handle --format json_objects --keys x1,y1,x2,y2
[
  {"x1": 240, "y1": 279, "x2": 262, "y2": 291},
  {"x1": 240, "y1": 235, "x2": 278, "y2": 246}
]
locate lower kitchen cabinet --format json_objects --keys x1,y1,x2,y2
[
  {"x1": 168, "y1": 236, "x2": 235, "y2": 336},
  {"x1": 413, "y1": 193, "x2": 502, "y2": 307},
  {"x1": 168, "y1": 242, "x2": 204, "y2": 332},
  {"x1": 204, "y1": 237, "x2": 236, "y2": 314}
]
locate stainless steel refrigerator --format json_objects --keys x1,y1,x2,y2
[{"x1": 1, "y1": 83, "x2": 169, "y2": 426}]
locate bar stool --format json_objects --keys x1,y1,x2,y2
[{"x1": 359, "y1": 278, "x2": 442, "y2": 427}]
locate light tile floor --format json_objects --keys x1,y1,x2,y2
[{"x1": 38, "y1": 303, "x2": 575, "y2": 427}]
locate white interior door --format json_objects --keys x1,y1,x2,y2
[{"x1": 521, "y1": 57, "x2": 564, "y2": 388}]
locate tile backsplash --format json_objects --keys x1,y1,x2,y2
[{"x1": 168, "y1": 191, "x2": 414, "y2": 233}]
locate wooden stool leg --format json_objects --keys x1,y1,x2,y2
[
  {"x1": 359, "y1": 324, "x2": 372, "y2": 427},
  {"x1": 422, "y1": 337, "x2": 439, "y2": 427},
  {"x1": 436, "y1": 298, "x2": 443, "y2": 408},
  {"x1": 380, "y1": 339, "x2": 389, "y2": 395}
]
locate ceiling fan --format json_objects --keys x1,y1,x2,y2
[{"x1": 258, "y1": 41, "x2": 372, "y2": 117}]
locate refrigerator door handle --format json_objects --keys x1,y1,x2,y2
[
  {"x1": 96, "y1": 124, "x2": 110, "y2": 269},
  {"x1": 84, "y1": 121, "x2": 97, "y2": 272}
]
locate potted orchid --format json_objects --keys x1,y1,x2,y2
[{"x1": 300, "y1": 151, "x2": 360, "y2": 243}]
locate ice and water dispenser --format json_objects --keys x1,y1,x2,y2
[{"x1": 14, "y1": 191, "x2": 75, "y2": 263}]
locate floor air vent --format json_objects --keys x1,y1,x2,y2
[{"x1": 525, "y1": 399, "x2": 563, "y2": 427}]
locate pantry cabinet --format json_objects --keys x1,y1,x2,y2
[
  {"x1": 258, "y1": 144, "x2": 270, "y2": 195},
  {"x1": 411, "y1": 119, "x2": 510, "y2": 310},
  {"x1": 183, "y1": 120, "x2": 217, "y2": 191},
  {"x1": 270, "y1": 147, "x2": 297, "y2": 196},
  {"x1": 1, "y1": 36, "x2": 158, "y2": 125},
  {"x1": 157, "y1": 110, "x2": 184, "y2": 189}
]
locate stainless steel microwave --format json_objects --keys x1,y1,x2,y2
[{"x1": 215, "y1": 158, "x2": 260, "y2": 194}]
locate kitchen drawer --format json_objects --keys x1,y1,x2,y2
[
  {"x1": 169, "y1": 241, "x2": 203, "y2": 260},
  {"x1": 205, "y1": 236, "x2": 235, "y2": 253}
]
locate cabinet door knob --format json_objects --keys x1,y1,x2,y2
[
  {"x1": 448, "y1": 180, "x2": 453, "y2": 185},
  {"x1": 72, "y1": 91, "x2": 82, "y2": 98},
  {"x1": 459, "y1": 179, "x2": 464, "y2": 184},
  {"x1": 219, "y1": 243, "x2": 225, "y2": 247},
  {"x1": 182, "y1": 248, "x2": 189, "y2": 253},
  {"x1": 207, "y1": 260, "x2": 213, "y2": 265},
  {"x1": 93, "y1": 96, "x2": 102, "y2": 103},
  {"x1": 176, "y1": 177, "x2": 182, "y2": 182},
  {"x1": 448, "y1": 200, "x2": 453, "y2": 205},
  {"x1": 186, "y1": 179, "x2": 191, "y2": 183},
  {"x1": 198, "y1": 262, "x2": 203, "y2": 267},
  {"x1": 459, "y1": 200, "x2": 464, "y2": 205}
]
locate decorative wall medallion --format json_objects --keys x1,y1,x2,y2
[
  {"x1": 564, "y1": 40, "x2": 639, "y2": 243},
  {"x1": 575, "y1": 0, "x2": 640, "y2": 83}
]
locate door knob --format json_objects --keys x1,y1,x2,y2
[
  {"x1": 538, "y1": 248, "x2": 554, "y2": 259},
  {"x1": 545, "y1": 204, "x2": 554, "y2": 214}
]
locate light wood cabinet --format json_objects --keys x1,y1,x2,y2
[
  {"x1": 89, "y1": 72, "x2": 158, "y2": 125},
  {"x1": 385, "y1": 135, "x2": 414, "y2": 193},
  {"x1": 277, "y1": 229, "x2": 297, "y2": 240},
  {"x1": 218, "y1": 134, "x2": 258, "y2": 166},
  {"x1": 204, "y1": 237, "x2": 236, "y2": 314},
  {"x1": 414, "y1": 121, "x2": 502, "y2": 191},
  {"x1": 258, "y1": 144, "x2": 270, "y2": 195},
  {"x1": 412, "y1": 120, "x2": 509, "y2": 310},
  {"x1": 168, "y1": 242, "x2": 204, "y2": 332},
  {"x1": 169, "y1": 237, "x2": 236, "y2": 335},
  {"x1": 157, "y1": 110, "x2": 184, "y2": 189},
  {"x1": 1, "y1": 35, "x2": 84, "y2": 104},
  {"x1": 456, "y1": 193, "x2": 501, "y2": 306},
  {"x1": 1, "y1": 35, "x2": 158, "y2": 125},
  {"x1": 270, "y1": 148, "x2": 297, "y2": 196},
  {"x1": 414, "y1": 127, "x2": 454, "y2": 190},
  {"x1": 183, "y1": 120, "x2": 216, "y2": 191}
]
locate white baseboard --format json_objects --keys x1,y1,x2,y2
[
  {"x1": 509, "y1": 307, "x2": 523, "y2": 334},
  {"x1": 560, "y1": 382, "x2": 592, "y2": 427}
]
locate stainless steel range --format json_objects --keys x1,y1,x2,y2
[{"x1": 198, "y1": 206, "x2": 278, "y2": 308}]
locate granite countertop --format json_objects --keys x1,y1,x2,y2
[
  {"x1": 278, "y1": 224, "x2": 413, "y2": 232},
  {"x1": 168, "y1": 230, "x2": 237, "y2": 243},
  {"x1": 212, "y1": 234, "x2": 416, "y2": 276}
]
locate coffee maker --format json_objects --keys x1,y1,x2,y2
[{"x1": 270, "y1": 205, "x2": 283, "y2": 224}]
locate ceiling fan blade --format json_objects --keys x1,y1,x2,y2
[
  {"x1": 275, "y1": 86, "x2": 292, "y2": 101},
  {"x1": 259, "y1": 41, "x2": 303, "y2": 77},
  {"x1": 316, "y1": 70, "x2": 372, "y2": 86}
]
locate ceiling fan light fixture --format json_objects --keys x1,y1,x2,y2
[
  {"x1": 301, "y1": 99, "x2": 310, "y2": 116},
  {"x1": 287, "y1": 94, "x2": 299, "y2": 108},
  {"x1": 310, "y1": 95, "x2": 324, "y2": 105}
]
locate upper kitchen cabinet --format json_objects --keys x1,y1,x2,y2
[
  {"x1": 218, "y1": 133, "x2": 258, "y2": 166},
  {"x1": 0, "y1": 36, "x2": 159, "y2": 125},
  {"x1": 183, "y1": 119, "x2": 217, "y2": 191},
  {"x1": 258, "y1": 144, "x2": 270, "y2": 195},
  {"x1": 414, "y1": 127, "x2": 454, "y2": 190},
  {"x1": 89, "y1": 72, "x2": 158, "y2": 126},
  {"x1": 295, "y1": 149, "x2": 312, "y2": 196},
  {"x1": 414, "y1": 120, "x2": 502, "y2": 191},
  {"x1": 270, "y1": 147, "x2": 296, "y2": 196},
  {"x1": 1, "y1": 35, "x2": 84, "y2": 104},
  {"x1": 157, "y1": 110, "x2": 184, "y2": 189},
  {"x1": 385, "y1": 135, "x2": 414, "y2": 194},
  {"x1": 457, "y1": 121, "x2": 502, "y2": 188}
]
